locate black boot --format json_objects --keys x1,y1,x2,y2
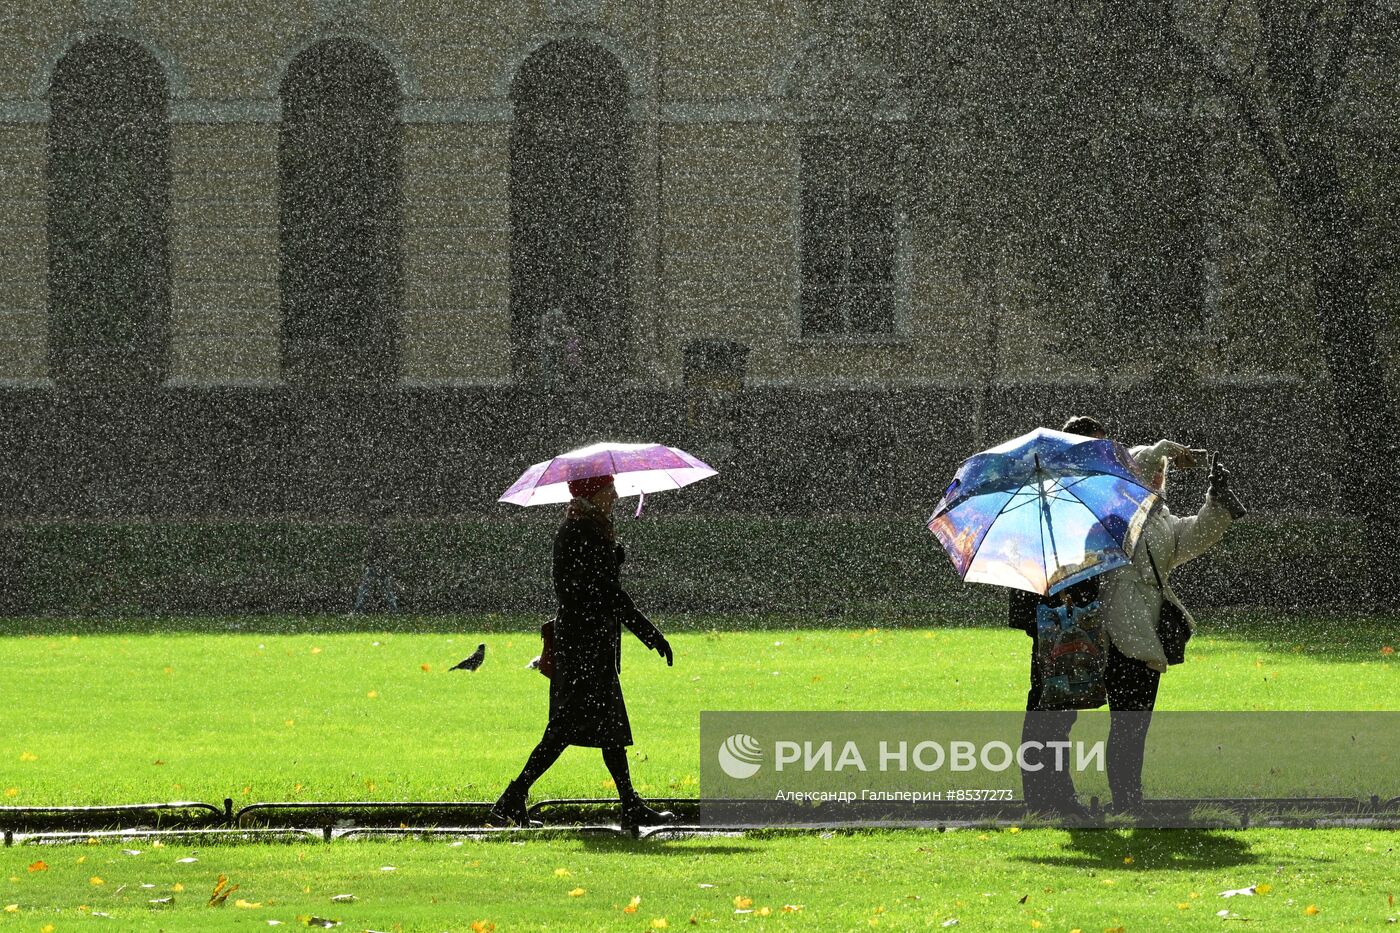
[
  {"x1": 487, "y1": 783, "x2": 542, "y2": 828},
  {"x1": 620, "y1": 795, "x2": 677, "y2": 829}
]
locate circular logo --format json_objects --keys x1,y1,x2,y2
[{"x1": 717, "y1": 733, "x2": 763, "y2": 779}]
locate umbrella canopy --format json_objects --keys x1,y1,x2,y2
[
  {"x1": 927, "y1": 428, "x2": 1159, "y2": 596},
  {"x1": 499, "y1": 442, "x2": 717, "y2": 507}
]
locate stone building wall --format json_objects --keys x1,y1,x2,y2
[{"x1": 0, "y1": 0, "x2": 1345, "y2": 394}]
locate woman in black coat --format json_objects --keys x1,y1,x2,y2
[{"x1": 489, "y1": 474, "x2": 675, "y2": 827}]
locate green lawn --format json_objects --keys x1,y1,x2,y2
[
  {"x1": 0, "y1": 613, "x2": 1394, "y2": 805},
  {"x1": 0, "y1": 612, "x2": 1395, "y2": 931},
  {"x1": 0, "y1": 828, "x2": 1395, "y2": 930}
]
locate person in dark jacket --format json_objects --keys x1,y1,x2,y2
[{"x1": 489, "y1": 473, "x2": 676, "y2": 828}]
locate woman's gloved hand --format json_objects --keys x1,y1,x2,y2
[{"x1": 1208, "y1": 456, "x2": 1248, "y2": 519}]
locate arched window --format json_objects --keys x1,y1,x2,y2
[
  {"x1": 279, "y1": 39, "x2": 402, "y2": 388},
  {"x1": 47, "y1": 36, "x2": 171, "y2": 388},
  {"x1": 509, "y1": 40, "x2": 632, "y2": 385},
  {"x1": 788, "y1": 35, "x2": 906, "y2": 338}
]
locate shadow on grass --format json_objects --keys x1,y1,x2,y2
[
  {"x1": 1, "y1": 610, "x2": 1395, "y2": 662},
  {"x1": 0, "y1": 603, "x2": 1007, "y2": 636},
  {"x1": 1013, "y1": 828, "x2": 1273, "y2": 871}
]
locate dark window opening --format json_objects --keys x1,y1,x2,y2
[
  {"x1": 47, "y1": 36, "x2": 171, "y2": 388},
  {"x1": 799, "y1": 132, "x2": 898, "y2": 338},
  {"x1": 510, "y1": 40, "x2": 632, "y2": 386},
  {"x1": 279, "y1": 39, "x2": 403, "y2": 388}
]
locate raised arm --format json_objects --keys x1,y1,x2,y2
[{"x1": 1165, "y1": 495, "x2": 1234, "y2": 570}]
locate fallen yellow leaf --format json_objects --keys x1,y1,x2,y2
[
  {"x1": 2, "y1": 905, "x2": 17, "y2": 914},
  {"x1": 1255, "y1": 884, "x2": 1272, "y2": 895},
  {"x1": 3, "y1": 788, "x2": 16, "y2": 798},
  {"x1": 311, "y1": 647, "x2": 322, "y2": 654},
  {"x1": 19, "y1": 752, "x2": 37, "y2": 762},
  {"x1": 554, "y1": 868, "x2": 570, "y2": 878},
  {"x1": 172, "y1": 883, "x2": 184, "y2": 893},
  {"x1": 1008, "y1": 826, "x2": 1021, "y2": 834},
  {"x1": 757, "y1": 906, "x2": 771, "y2": 917},
  {"x1": 1123, "y1": 856, "x2": 1134, "y2": 864},
  {"x1": 1030, "y1": 921, "x2": 1042, "y2": 929},
  {"x1": 421, "y1": 664, "x2": 432, "y2": 672},
  {"x1": 234, "y1": 899, "x2": 262, "y2": 909},
  {"x1": 782, "y1": 904, "x2": 804, "y2": 913},
  {"x1": 568, "y1": 888, "x2": 585, "y2": 897},
  {"x1": 1304, "y1": 904, "x2": 1320, "y2": 916},
  {"x1": 623, "y1": 895, "x2": 641, "y2": 914},
  {"x1": 652, "y1": 920, "x2": 669, "y2": 930},
  {"x1": 366, "y1": 690, "x2": 378, "y2": 699},
  {"x1": 734, "y1": 896, "x2": 753, "y2": 909},
  {"x1": 41, "y1": 925, "x2": 55, "y2": 933},
  {"x1": 470, "y1": 922, "x2": 496, "y2": 933},
  {"x1": 1177, "y1": 902, "x2": 1190, "y2": 909},
  {"x1": 89, "y1": 876, "x2": 104, "y2": 885},
  {"x1": 27, "y1": 861, "x2": 47, "y2": 873}
]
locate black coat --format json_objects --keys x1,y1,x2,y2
[{"x1": 545, "y1": 514, "x2": 664, "y2": 747}]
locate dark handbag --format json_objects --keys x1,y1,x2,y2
[
  {"x1": 538, "y1": 617, "x2": 556, "y2": 679},
  {"x1": 1146, "y1": 546, "x2": 1190, "y2": 665}
]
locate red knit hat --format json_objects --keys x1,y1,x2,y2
[{"x1": 568, "y1": 474, "x2": 615, "y2": 499}]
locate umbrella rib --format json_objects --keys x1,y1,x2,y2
[{"x1": 1037, "y1": 478, "x2": 1052, "y2": 595}]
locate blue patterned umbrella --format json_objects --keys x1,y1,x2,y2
[{"x1": 927, "y1": 428, "x2": 1159, "y2": 595}]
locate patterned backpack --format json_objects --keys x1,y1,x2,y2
[{"x1": 1035, "y1": 594, "x2": 1109, "y2": 710}]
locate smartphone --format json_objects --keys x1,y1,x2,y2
[{"x1": 1171, "y1": 448, "x2": 1210, "y2": 471}]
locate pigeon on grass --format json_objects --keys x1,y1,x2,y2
[{"x1": 451, "y1": 644, "x2": 486, "y2": 671}]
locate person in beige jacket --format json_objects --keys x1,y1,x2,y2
[
  {"x1": 1101, "y1": 440, "x2": 1237, "y2": 673},
  {"x1": 1015, "y1": 416, "x2": 1244, "y2": 820}
]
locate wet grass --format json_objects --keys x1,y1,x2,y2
[
  {"x1": 0, "y1": 618, "x2": 1394, "y2": 930},
  {"x1": 0, "y1": 619, "x2": 1393, "y2": 806},
  {"x1": 0, "y1": 828, "x2": 1394, "y2": 930}
]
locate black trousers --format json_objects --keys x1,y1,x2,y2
[{"x1": 1021, "y1": 638, "x2": 1160, "y2": 810}]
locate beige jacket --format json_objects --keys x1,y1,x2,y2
[{"x1": 1098, "y1": 490, "x2": 1234, "y2": 673}]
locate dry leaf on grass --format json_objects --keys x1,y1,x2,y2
[{"x1": 208, "y1": 874, "x2": 240, "y2": 907}]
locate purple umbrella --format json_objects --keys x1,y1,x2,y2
[{"x1": 499, "y1": 442, "x2": 717, "y2": 513}]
